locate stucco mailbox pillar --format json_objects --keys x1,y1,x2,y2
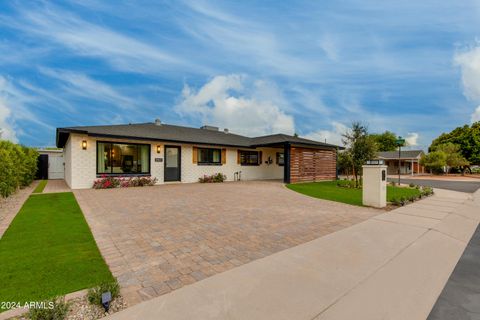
[{"x1": 362, "y1": 162, "x2": 387, "y2": 208}]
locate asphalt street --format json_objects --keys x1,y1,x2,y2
[{"x1": 388, "y1": 178, "x2": 480, "y2": 193}]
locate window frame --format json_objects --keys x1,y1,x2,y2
[
  {"x1": 197, "y1": 147, "x2": 222, "y2": 165},
  {"x1": 239, "y1": 150, "x2": 261, "y2": 166},
  {"x1": 96, "y1": 141, "x2": 151, "y2": 176},
  {"x1": 276, "y1": 152, "x2": 285, "y2": 166}
]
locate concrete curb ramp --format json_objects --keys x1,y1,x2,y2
[{"x1": 106, "y1": 189, "x2": 479, "y2": 320}]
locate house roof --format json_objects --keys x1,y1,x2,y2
[
  {"x1": 376, "y1": 150, "x2": 424, "y2": 160},
  {"x1": 250, "y1": 133, "x2": 341, "y2": 149},
  {"x1": 56, "y1": 122, "x2": 342, "y2": 150}
]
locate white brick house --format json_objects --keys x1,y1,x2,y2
[{"x1": 56, "y1": 121, "x2": 341, "y2": 189}]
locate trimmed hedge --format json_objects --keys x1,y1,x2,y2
[{"x1": 0, "y1": 141, "x2": 38, "y2": 198}]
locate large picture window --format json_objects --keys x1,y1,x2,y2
[
  {"x1": 198, "y1": 148, "x2": 222, "y2": 165},
  {"x1": 97, "y1": 142, "x2": 150, "y2": 175},
  {"x1": 239, "y1": 151, "x2": 261, "y2": 166}
]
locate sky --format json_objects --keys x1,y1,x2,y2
[{"x1": 1, "y1": 1, "x2": 480, "y2": 149}]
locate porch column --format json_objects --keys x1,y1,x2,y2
[{"x1": 283, "y1": 143, "x2": 291, "y2": 183}]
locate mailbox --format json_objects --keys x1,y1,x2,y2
[{"x1": 362, "y1": 163, "x2": 388, "y2": 208}]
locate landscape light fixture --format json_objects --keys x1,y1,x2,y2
[
  {"x1": 82, "y1": 140, "x2": 87, "y2": 150},
  {"x1": 101, "y1": 291, "x2": 112, "y2": 312}
]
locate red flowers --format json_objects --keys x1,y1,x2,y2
[{"x1": 92, "y1": 176, "x2": 158, "y2": 189}]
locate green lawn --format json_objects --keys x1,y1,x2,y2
[
  {"x1": 32, "y1": 180, "x2": 48, "y2": 193},
  {"x1": 0, "y1": 192, "x2": 113, "y2": 311},
  {"x1": 287, "y1": 180, "x2": 421, "y2": 206}
]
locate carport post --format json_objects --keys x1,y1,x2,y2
[{"x1": 283, "y1": 143, "x2": 291, "y2": 184}]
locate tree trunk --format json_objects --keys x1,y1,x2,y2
[{"x1": 352, "y1": 165, "x2": 358, "y2": 188}]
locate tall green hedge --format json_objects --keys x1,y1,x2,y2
[{"x1": 0, "y1": 141, "x2": 39, "y2": 198}]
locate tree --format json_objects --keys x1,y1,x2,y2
[
  {"x1": 433, "y1": 143, "x2": 469, "y2": 174},
  {"x1": 430, "y1": 122, "x2": 480, "y2": 165},
  {"x1": 337, "y1": 151, "x2": 353, "y2": 178},
  {"x1": 370, "y1": 131, "x2": 398, "y2": 151},
  {"x1": 342, "y1": 122, "x2": 377, "y2": 187},
  {"x1": 420, "y1": 151, "x2": 447, "y2": 174}
]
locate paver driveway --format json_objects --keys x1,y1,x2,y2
[{"x1": 74, "y1": 181, "x2": 380, "y2": 305}]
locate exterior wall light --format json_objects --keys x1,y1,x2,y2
[
  {"x1": 157, "y1": 145, "x2": 161, "y2": 154},
  {"x1": 82, "y1": 140, "x2": 87, "y2": 150}
]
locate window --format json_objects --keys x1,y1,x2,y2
[
  {"x1": 97, "y1": 142, "x2": 150, "y2": 175},
  {"x1": 276, "y1": 152, "x2": 284, "y2": 166},
  {"x1": 239, "y1": 151, "x2": 261, "y2": 166},
  {"x1": 198, "y1": 148, "x2": 222, "y2": 165}
]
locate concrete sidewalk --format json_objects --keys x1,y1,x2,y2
[{"x1": 106, "y1": 189, "x2": 480, "y2": 320}]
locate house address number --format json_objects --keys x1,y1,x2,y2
[{"x1": 155, "y1": 158, "x2": 163, "y2": 162}]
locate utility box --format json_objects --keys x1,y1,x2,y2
[{"x1": 362, "y1": 162, "x2": 387, "y2": 208}]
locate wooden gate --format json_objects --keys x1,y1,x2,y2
[{"x1": 290, "y1": 147, "x2": 336, "y2": 183}]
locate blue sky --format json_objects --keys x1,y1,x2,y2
[{"x1": 1, "y1": 1, "x2": 480, "y2": 149}]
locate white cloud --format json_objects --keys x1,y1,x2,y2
[
  {"x1": 0, "y1": 78, "x2": 18, "y2": 142},
  {"x1": 175, "y1": 75, "x2": 295, "y2": 136},
  {"x1": 0, "y1": 76, "x2": 56, "y2": 144},
  {"x1": 179, "y1": 2, "x2": 314, "y2": 78},
  {"x1": 318, "y1": 34, "x2": 339, "y2": 61},
  {"x1": 0, "y1": 100, "x2": 17, "y2": 142},
  {"x1": 304, "y1": 121, "x2": 347, "y2": 146},
  {"x1": 1, "y1": 4, "x2": 196, "y2": 75},
  {"x1": 39, "y1": 68, "x2": 137, "y2": 110},
  {"x1": 454, "y1": 45, "x2": 480, "y2": 123},
  {"x1": 455, "y1": 46, "x2": 480, "y2": 101},
  {"x1": 472, "y1": 105, "x2": 480, "y2": 123},
  {"x1": 405, "y1": 132, "x2": 419, "y2": 146}
]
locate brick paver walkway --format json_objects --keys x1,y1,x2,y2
[
  {"x1": 43, "y1": 179, "x2": 71, "y2": 193},
  {"x1": 74, "y1": 181, "x2": 380, "y2": 306}
]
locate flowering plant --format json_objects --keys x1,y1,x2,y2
[{"x1": 93, "y1": 176, "x2": 157, "y2": 189}]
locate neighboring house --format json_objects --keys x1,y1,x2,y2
[
  {"x1": 36, "y1": 148, "x2": 65, "y2": 180},
  {"x1": 376, "y1": 150, "x2": 425, "y2": 175},
  {"x1": 56, "y1": 120, "x2": 342, "y2": 189}
]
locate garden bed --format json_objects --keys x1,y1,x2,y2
[{"x1": 287, "y1": 180, "x2": 429, "y2": 207}]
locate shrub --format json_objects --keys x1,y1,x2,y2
[
  {"x1": 409, "y1": 183, "x2": 415, "y2": 188},
  {"x1": 93, "y1": 176, "x2": 120, "y2": 189},
  {"x1": 92, "y1": 176, "x2": 157, "y2": 189},
  {"x1": 28, "y1": 297, "x2": 70, "y2": 320},
  {"x1": 87, "y1": 280, "x2": 120, "y2": 306},
  {"x1": 0, "y1": 141, "x2": 38, "y2": 197},
  {"x1": 421, "y1": 186, "x2": 434, "y2": 197},
  {"x1": 390, "y1": 196, "x2": 402, "y2": 206},
  {"x1": 129, "y1": 176, "x2": 158, "y2": 187},
  {"x1": 199, "y1": 173, "x2": 227, "y2": 183},
  {"x1": 336, "y1": 179, "x2": 360, "y2": 189}
]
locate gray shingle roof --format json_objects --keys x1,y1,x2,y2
[
  {"x1": 376, "y1": 150, "x2": 424, "y2": 159},
  {"x1": 251, "y1": 134, "x2": 341, "y2": 149},
  {"x1": 56, "y1": 122, "x2": 341, "y2": 149}
]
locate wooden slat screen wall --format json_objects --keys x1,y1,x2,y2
[{"x1": 290, "y1": 147, "x2": 336, "y2": 183}]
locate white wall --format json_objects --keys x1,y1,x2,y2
[
  {"x1": 64, "y1": 136, "x2": 72, "y2": 188},
  {"x1": 65, "y1": 133, "x2": 283, "y2": 189},
  {"x1": 181, "y1": 145, "x2": 283, "y2": 183}
]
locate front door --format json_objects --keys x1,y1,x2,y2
[{"x1": 164, "y1": 146, "x2": 181, "y2": 181}]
